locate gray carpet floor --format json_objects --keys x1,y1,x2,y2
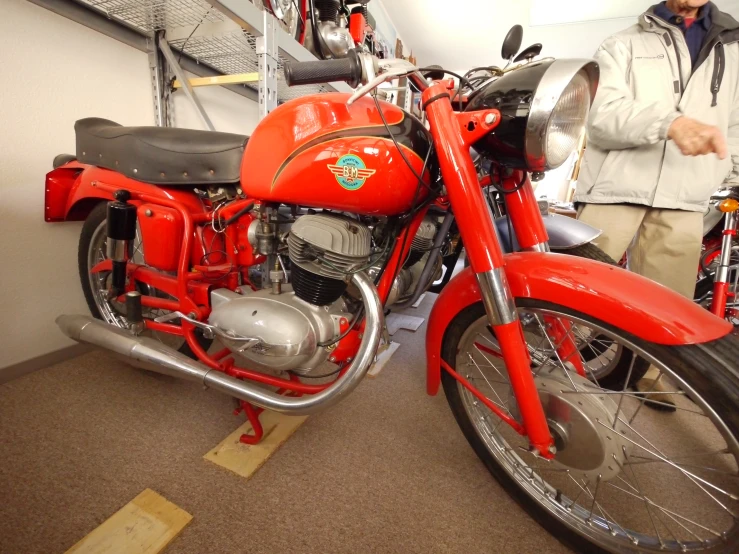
[{"x1": 0, "y1": 294, "x2": 569, "y2": 554}]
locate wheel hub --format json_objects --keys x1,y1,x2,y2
[{"x1": 527, "y1": 369, "x2": 630, "y2": 481}]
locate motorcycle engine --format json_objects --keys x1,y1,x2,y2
[
  {"x1": 288, "y1": 214, "x2": 372, "y2": 305},
  {"x1": 376, "y1": 216, "x2": 443, "y2": 306},
  {"x1": 208, "y1": 214, "x2": 371, "y2": 375}
]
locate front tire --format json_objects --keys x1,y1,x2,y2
[
  {"x1": 441, "y1": 300, "x2": 739, "y2": 553},
  {"x1": 553, "y1": 242, "x2": 650, "y2": 389}
]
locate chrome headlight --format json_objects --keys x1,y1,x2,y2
[{"x1": 465, "y1": 59, "x2": 599, "y2": 172}]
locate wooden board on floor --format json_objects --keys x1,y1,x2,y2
[
  {"x1": 204, "y1": 411, "x2": 308, "y2": 480},
  {"x1": 367, "y1": 341, "x2": 400, "y2": 379},
  {"x1": 412, "y1": 293, "x2": 426, "y2": 308},
  {"x1": 65, "y1": 489, "x2": 192, "y2": 554}
]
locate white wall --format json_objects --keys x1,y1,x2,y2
[
  {"x1": 0, "y1": 0, "x2": 260, "y2": 369},
  {"x1": 379, "y1": 1, "x2": 739, "y2": 201}
]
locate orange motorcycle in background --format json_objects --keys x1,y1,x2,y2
[{"x1": 44, "y1": 30, "x2": 739, "y2": 553}]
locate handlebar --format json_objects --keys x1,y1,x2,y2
[
  {"x1": 284, "y1": 50, "x2": 363, "y2": 88},
  {"x1": 284, "y1": 52, "x2": 429, "y2": 105}
]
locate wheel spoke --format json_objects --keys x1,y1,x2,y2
[
  {"x1": 597, "y1": 419, "x2": 739, "y2": 512},
  {"x1": 566, "y1": 474, "x2": 635, "y2": 542},
  {"x1": 620, "y1": 448, "x2": 666, "y2": 548},
  {"x1": 454, "y1": 305, "x2": 738, "y2": 550},
  {"x1": 532, "y1": 314, "x2": 582, "y2": 392},
  {"x1": 605, "y1": 481, "x2": 723, "y2": 538},
  {"x1": 466, "y1": 353, "x2": 510, "y2": 414}
]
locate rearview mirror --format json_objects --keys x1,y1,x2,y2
[
  {"x1": 514, "y1": 43, "x2": 543, "y2": 63},
  {"x1": 501, "y1": 25, "x2": 523, "y2": 60}
]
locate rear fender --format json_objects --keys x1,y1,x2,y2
[
  {"x1": 46, "y1": 165, "x2": 205, "y2": 222},
  {"x1": 494, "y1": 213, "x2": 601, "y2": 252},
  {"x1": 425, "y1": 251, "x2": 731, "y2": 395},
  {"x1": 44, "y1": 161, "x2": 87, "y2": 222}
]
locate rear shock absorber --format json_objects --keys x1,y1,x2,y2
[{"x1": 106, "y1": 189, "x2": 136, "y2": 297}]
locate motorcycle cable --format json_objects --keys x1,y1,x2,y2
[
  {"x1": 489, "y1": 165, "x2": 527, "y2": 253},
  {"x1": 316, "y1": 304, "x2": 364, "y2": 348},
  {"x1": 373, "y1": 93, "x2": 438, "y2": 269},
  {"x1": 290, "y1": 362, "x2": 345, "y2": 379},
  {"x1": 314, "y1": 94, "x2": 436, "y2": 352},
  {"x1": 417, "y1": 67, "x2": 473, "y2": 112},
  {"x1": 453, "y1": 66, "x2": 499, "y2": 106},
  {"x1": 309, "y1": 0, "x2": 328, "y2": 60},
  {"x1": 371, "y1": 94, "x2": 437, "y2": 195}
]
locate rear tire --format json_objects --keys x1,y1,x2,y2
[
  {"x1": 551, "y1": 241, "x2": 614, "y2": 263},
  {"x1": 78, "y1": 202, "x2": 210, "y2": 359},
  {"x1": 442, "y1": 300, "x2": 739, "y2": 553}
]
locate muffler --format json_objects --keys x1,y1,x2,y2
[{"x1": 56, "y1": 272, "x2": 383, "y2": 416}]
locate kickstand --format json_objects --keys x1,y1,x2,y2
[{"x1": 233, "y1": 400, "x2": 265, "y2": 445}]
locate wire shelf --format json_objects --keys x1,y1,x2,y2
[
  {"x1": 169, "y1": 31, "x2": 334, "y2": 102},
  {"x1": 79, "y1": 0, "x2": 224, "y2": 33}
]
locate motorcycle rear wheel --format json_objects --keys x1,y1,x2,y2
[
  {"x1": 441, "y1": 300, "x2": 739, "y2": 553},
  {"x1": 78, "y1": 202, "x2": 210, "y2": 359}
]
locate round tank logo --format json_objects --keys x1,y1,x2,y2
[{"x1": 327, "y1": 154, "x2": 376, "y2": 191}]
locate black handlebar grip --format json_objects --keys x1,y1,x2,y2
[{"x1": 284, "y1": 50, "x2": 363, "y2": 88}]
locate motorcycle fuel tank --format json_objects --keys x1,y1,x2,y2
[{"x1": 241, "y1": 93, "x2": 433, "y2": 216}]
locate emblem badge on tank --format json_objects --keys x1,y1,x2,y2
[{"x1": 327, "y1": 154, "x2": 376, "y2": 190}]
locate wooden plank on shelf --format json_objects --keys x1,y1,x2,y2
[
  {"x1": 65, "y1": 489, "x2": 192, "y2": 554},
  {"x1": 204, "y1": 410, "x2": 308, "y2": 480},
  {"x1": 173, "y1": 72, "x2": 259, "y2": 89}
]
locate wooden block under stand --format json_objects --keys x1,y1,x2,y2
[{"x1": 204, "y1": 411, "x2": 308, "y2": 480}]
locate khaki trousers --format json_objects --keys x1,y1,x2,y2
[{"x1": 577, "y1": 204, "x2": 703, "y2": 299}]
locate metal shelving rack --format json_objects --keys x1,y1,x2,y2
[{"x1": 72, "y1": 0, "x2": 352, "y2": 127}]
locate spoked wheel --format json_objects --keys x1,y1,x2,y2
[
  {"x1": 78, "y1": 203, "x2": 210, "y2": 358},
  {"x1": 553, "y1": 242, "x2": 649, "y2": 390},
  {"x1": 442, "y1": 300, "x2": 739, "y2": 553}
]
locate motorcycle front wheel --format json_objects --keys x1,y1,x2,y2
[{"x1": 442, "y1": 300, "x2": 739, "y2": 553}]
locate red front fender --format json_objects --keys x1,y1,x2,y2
[{"x1": 425, "y1": 252, "x2": 731, "y2": 395}]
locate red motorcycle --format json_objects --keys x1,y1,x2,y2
[
  {"x1": 696, "y1": 189, "x2": 739, "y2": 325},
  {"x1": 45, "y1": 43, "x2": 739, "y2": 552}
]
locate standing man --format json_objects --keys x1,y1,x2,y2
[{"x1": 574, "y1": 1, "x2": 739, "y2": 408}]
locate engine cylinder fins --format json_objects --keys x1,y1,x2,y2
[
  {"x1": 404, "y1": 249, "x2": 426, "y2": 267},
  {"x1": 287, "y1": 214, "x2": 372, "y2": 281},
  {"x1": 291, "y1": 263, "x2": 347, "y2": 306},
  {"x1": 405, "y1": 217, "x2": 437, "y2": 267},
  {"x1": 315, "y1": 0, "x2": 339, "y2": 22}
]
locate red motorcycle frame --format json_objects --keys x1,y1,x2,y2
[{"x1": 46, "y1": 79, "x2": 731, "y2": 457}]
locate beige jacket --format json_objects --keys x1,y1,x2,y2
[{"x1": 574, "y1": 2, "x2": 739, "y2": 212}]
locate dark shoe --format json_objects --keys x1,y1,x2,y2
[{"x1": 634, "y1": 376, "x2": 677, "y2": 412}]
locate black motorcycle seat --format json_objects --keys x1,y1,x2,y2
[{"x1": 74, "y1": 118, "x2": 248, "y2": 186}]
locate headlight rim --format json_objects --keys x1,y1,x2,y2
[{"x1": 524, "y1": 59, "x2": 599, "y2": 172}]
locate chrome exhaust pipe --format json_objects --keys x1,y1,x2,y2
[{"x1": 56, "y1": 272, "x2": 383, "y2": 416}]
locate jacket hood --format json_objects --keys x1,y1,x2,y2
[{"x1": 640, "y1": 2, "x2": 739, "y2": 33}]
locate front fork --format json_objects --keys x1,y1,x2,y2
[
  {"x1": 422, "y1": 84, "x2": 555, "y2": 458},
  {"x1": 711, "y1": 210, "x2": 738, "y2": 317}
]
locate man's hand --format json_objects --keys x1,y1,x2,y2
[{"x1": 667, "y1": 116, "x2": 728, "y2": 159}]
